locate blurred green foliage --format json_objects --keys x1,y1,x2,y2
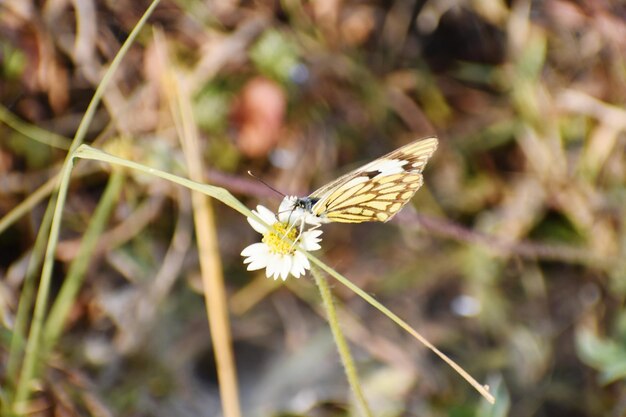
[{"x1": 250, "y1": 30, "x2": 301, "y2": 84}]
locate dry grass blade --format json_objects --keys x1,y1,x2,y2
[{"x1": 155, "y1": 32, "x2": 242, "y2": 417}]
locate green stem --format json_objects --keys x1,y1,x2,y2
[
  {"x1": 6, "y1": 195, "x2": 56, "y2": 383},
  {"x1": 12, "y1": 156, "x2": 76, "y2": 412},
  {"x1": 43, "y1": 170, "x2": 124, "y2": 350},
  {"x1": 74, "y1": 145, "x2": 252, "y2": 219},
  {"x1": 312, "y1": 267, "x2": 373, "y2": 417}
]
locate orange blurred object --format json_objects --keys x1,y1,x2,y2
[{"x1": 233, "y1": 77, "x2": 286, "y2": 158}]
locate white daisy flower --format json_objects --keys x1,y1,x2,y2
[{"x1": 241, "y1": 204, "x2": 322, "y2": 281}]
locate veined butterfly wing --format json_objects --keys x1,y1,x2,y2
[{"x1": 297, "y1": 137, "x2": 438, "y2": 224}]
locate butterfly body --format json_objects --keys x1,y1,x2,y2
[{"x1": 286, "y1": 137, "x2": 438, "y2": 225}]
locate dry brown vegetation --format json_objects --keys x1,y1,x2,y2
[{"x1": 1, "y1": 0, "x2": 625, "y2": 416}]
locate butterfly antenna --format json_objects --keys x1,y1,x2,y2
[{"x1": 247, "y1": 171, "x2": 286, "y2": 198}]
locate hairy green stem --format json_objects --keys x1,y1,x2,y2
[{"x1": 312, "y1": 267, "x2": 373, "y2": 417}]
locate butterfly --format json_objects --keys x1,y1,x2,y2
[{"x1": 284, "y1": 137, "x2": 438, "y2": 225}]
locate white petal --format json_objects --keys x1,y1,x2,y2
[
  {"x1": 279, "y1": 209, "x2": 302, "y2": 226},
  {"x1": 242, "y1": 242, "x2": 272, "y2": 272},
  {"x1": 247, "y1": 257, "x2": 268, "y2": 270},
  {"x1": 291, "y1": 252, "x2": 308, "y2": 278},
  {"x1": 279, "y1": 255, "x2": 292, "y2": 281},
  {"x1": 272, "y1": 265, "x2": 283, "y2": 279},
  {"x1": 268, "y1": 253, "x2": 284, "y2": 280},
  {"x1": 247, "y1": 216, "x2": 268, "y2": 234},
  {"x1": 278, "y1": 196, "x2": 298, "y2": 214},
  {"x1": 256, "y1": 205, "x2": 277, "y2": 224},
  {"x1": 265, "y1": 254, "x2": 276, "y2": 278},
  {"x1": 294, "y1": 250, "x2": 310, "y2": 270},
  {"x1": 306, "y1": 229, "x2": 323, "y2": 239},
  {"x1": 247, "y1": 262, "x2": 263, "y2": 271},
  {"x1": 279, "y1": 210, "x2": 297, "y2": 225},
  {"x1": 241, "y1": 242, "x2": 266, "y2": 257},
  {"x1": 303, "y1": 242, "x2": 321, "y2": 251},
  {"x1": 291, "y1": 265, "x2": 302, "y2": 278},
  {"x1": 294, "y1": 264, "x2": 306, "y2": 278},
  {"x1": 247, "y1": 205, "x2": 277, "y2": 234},
  {"x1": 292, "y1": 250, "x2": 306, "y2": 267},
  {"x1": 300, "y1": 232, "x2": 322, "y2": 251}
]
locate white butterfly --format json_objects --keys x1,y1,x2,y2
[{"x1": 282, "y1": 137, "x2": 438, "y2": 226}]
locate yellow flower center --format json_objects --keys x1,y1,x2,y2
[{"x1": 262, "y1": 222, "x2": 299, "y2": 255}]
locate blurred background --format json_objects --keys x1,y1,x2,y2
[{"x1": 1, "y1": 0, "x2": 625, "y2": 416}]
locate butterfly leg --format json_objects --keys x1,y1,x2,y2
[
  {"x1": 278, "y1": 206, "x2": 305, "y2": 249},
  {"x1": 278, "y1": 217, "x2": 302, "y2": 249},
  {"x1": 286, "y1": 218, "x2": 322, "y2": 252},
  {"x1": 286, "y1": 217, "x2": 306, "y2": 251}
]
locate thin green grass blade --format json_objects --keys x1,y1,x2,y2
[
  {"x1": 74, "y1": 145, "x2": 254, "y2": 219},
  {"x1": 42, "y1": 170, "x2": 125, "y2": 351},
  {"x1": 12, "y1": 156, "x2": 75, "y2": 411},
  {"x1": 0, "y1": 104, "x2": 72, "y2": 150},
  {"x1": 0, "y1": 177, "x2": 58, "y2": 236},
  {"x1": 0, "y1": 162, "x2": 103, "y2": 236},
  {"x1": 6, "y1": 195, "x2": 56, "y2": 384}
]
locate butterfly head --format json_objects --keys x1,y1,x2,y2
[
  {"x1": 294, "y1": 197, "x2": 319, "y2": 212},
  {"x1": 278, "y1": 196, "x2": 326, "y2": 226}
]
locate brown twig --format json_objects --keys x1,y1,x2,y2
[
  {"x1": 398, "y1": 211, "x2": 606, "y2": 267},
  {"x1": 208, "y1": 168, "x2": 607, "y2": 268}
]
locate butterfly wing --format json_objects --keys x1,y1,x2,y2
[{"x1": 308, "y1": 137, "x2": 438, "y2": 223}]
